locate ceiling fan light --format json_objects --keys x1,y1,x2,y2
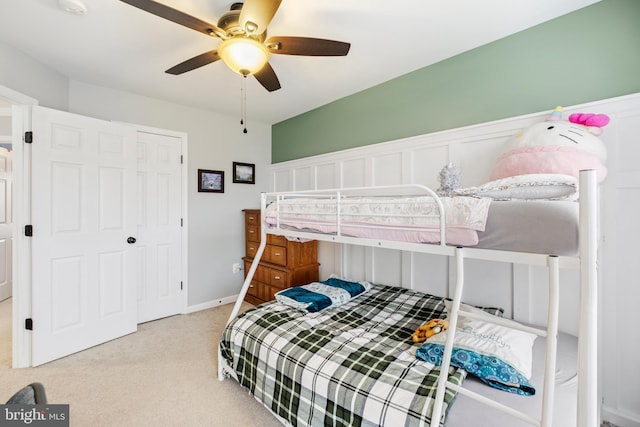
[{"x1": 218, "y1": 37, "x2": 270, "y2": 76}]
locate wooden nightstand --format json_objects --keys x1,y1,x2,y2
[{"x1": 242, "y1": 209, "x2": 319, "y2": 305}]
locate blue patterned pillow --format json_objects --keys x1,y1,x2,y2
[{"x1": 416, "y1": 343, "x2": 535, "y2": 396}]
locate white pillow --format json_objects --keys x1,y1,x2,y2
[
  {"x1": 453, "y1": 174, "x2": 578, "y2": 201},
  {"x1": 427, "y1": 316, "x2": 537, "y2": 379}
]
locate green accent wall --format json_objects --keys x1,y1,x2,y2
[{"x1": 272, "y1": 0, "x2": 640, "y2": 163}]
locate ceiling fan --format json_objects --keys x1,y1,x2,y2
[{"x1": 120, "y1": 0, "x2": 351, "y2": 92}]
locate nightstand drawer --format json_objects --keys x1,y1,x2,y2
[
  {"x1": 246, "y1": 279, "x2": 260, "y2": 298},
  {"x1": 266, "y1": 245, "x2": 287, "y2": 266},
  {"x1": 245, "y1": 211, "x2": 260, "y2": 225},
  {"x1": 246, "y1": 225, "x2": 260, "y2": 242},
  {"x1": 246, "y1": 242, "x2": 258, "y2": 258},
  {"x1": 269, "y1": 269, "x2": 288, "y2": 289}
]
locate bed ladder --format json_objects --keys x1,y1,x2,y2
[{"x1": 429, "y1": 247, "x2": 561, "y2": 427}]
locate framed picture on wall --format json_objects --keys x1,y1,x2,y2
[
  {"x1": 232, "y1": 162, "x2": 255, "y2": 184},
  {"x1": 198, "y1": 169, "x2": 224, "y2": 193}
]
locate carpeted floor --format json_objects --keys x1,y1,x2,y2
[{"x1": 0, "y1": 298, "x2": 283, "y2": 426}]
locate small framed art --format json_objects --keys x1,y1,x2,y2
[
  {"x1": 198, "y1": 169, "x2": 224, "y2": 193},
  {"x1": 232, "y1": 162, "x2": 255, "y2": 184}
]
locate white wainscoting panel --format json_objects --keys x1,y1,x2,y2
[
  {"x1": 293, "y1": 166, "x2": 313, "y2": 191},
  {"x1": 371, "y1": 152, "x2": 403, "y2": 186},
  {"x1": 599, "y1": 99, "x2": 640, "y2": 427},
  {"x1": 409, "y1": 144, "x2": 449, "y2": 189},
  {"x1": 316, "y1": 163, "x2": 337, "y2": 189},
  {"x1": 341, "y1": 157, "x2": 367, "y2": 188}
]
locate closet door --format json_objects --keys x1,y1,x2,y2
[
  {"x1": 31, "y1": 106, "x2": 137, "y2": 366},
  {"x1": 135, "y1": 130, "x2": 183, "y2": 323}
]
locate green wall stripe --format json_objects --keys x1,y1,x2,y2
[{"x1": 272, "y1": 0, "x2": 640, "y2": 163}]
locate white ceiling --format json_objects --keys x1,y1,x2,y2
[{"x1": 0, "y1": 0, "x2": 600, "y2": 124}]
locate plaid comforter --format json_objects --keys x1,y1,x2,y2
[{"x1": 220, "y1": 285, "x2": 467, "y2": 427}]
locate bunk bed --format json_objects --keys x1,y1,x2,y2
[{"x1": 218, "y1": 170, "x2": 598, "y2": 427}]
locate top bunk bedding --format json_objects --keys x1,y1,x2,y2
[
  {"x1": 265, "y1": 194, "x2": 491, "y2": 247},
  {"x1": 263, "y1": 191, "x2": 579, "y2": 256}
]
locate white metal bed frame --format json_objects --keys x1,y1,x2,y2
[{"x1": 219, "y1": 169, "x2": 598, "y2": 427}]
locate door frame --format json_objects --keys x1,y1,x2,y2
[{"x1": 0, "y1": 85, "x2": 37, "y2": 368}]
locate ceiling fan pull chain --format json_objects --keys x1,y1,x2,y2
[
  {"x1": 240, "y1": 75, "x2": 247, "y2": 133},
  {"x1": 240, "y1": 75, "x2": 244, "y2": 126},
  {"x1": 242, "y1": 75, "x2": 248, "y2": 134}
]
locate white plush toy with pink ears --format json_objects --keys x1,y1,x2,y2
[{"x1": 490, "y1": 106, "x2": 610, "y2": 183}]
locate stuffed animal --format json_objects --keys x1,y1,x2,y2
[
  {"x1": 436, "y1": 163, "x2": 462, "y2": 196},
  {"x1": 490, "y1": 106, "x2": 609, "y2": 183},
  {"x1": 412, "y1": 319, "x2": 449, "y2": 343}
]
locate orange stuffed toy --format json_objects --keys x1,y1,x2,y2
[{"x1": 412, "y1": 319, "x2": 449, "y2": 343}]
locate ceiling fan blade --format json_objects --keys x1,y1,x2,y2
[
  {"x1": 239, "y1": 0, "x2": 282, "y2": 35},
  {"x1": 253, "y1": 62, "x2": 281, "y2": 92},
  {"x1": 120, "y1": 0, "x2": 226, "y2": 38},
  {"x1": 266, "y1": 36, "x2": 351, "y2": 56},
  {"x1": 165, "y1": 50, "x2": 220, "y2": 75}
]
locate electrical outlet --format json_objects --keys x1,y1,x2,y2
[{"x1": 232, "y1": 262, "x2": 242, "y2": 274}]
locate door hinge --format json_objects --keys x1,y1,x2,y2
[
  {"x1": 180, "y1": 155, "x2": 183, "y2": 164},
  {"x1": 24, "y1": 131, "x2": 33, "y2": 144},
  {"x1": 180, "y1": 218, "x2": 183, "y2": 227},
  {"x1": 25, "y1": 318, "x2": 33, "y2": 330},
  {"x1": 180, "y1": 281, "x2": 183, "y2": 291},
  {"x1": 25, "y1": 225, "x2": 33, "y2": 236}
]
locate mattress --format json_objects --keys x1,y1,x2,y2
[
  {"x1": 265, "y1": 196, "x2": 579, "y2": 255},
  {"x1": 220, "y1": 284, "x2": 577, "y2": 426},
  {"x1": 478, "y1": 200, "x2": 579, "y2": 256}
]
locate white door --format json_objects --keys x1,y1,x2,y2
[
  {"x1": 0, "y1": 148, "x2": 12, "y2": 302},
  {"x1": 31, "y1": 106, "x2": 138, "y2": 366},
  {"x1": 136, "y1": 131, "x2": 183, "y2": 323}
]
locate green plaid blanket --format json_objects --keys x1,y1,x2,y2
[{"x1": 220, "y1": 284, "x2": 466, "y2": 427}]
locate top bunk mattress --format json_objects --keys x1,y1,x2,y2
[
  {"x1": 264, "y1": 196, "x2": 579, "y2": 255},
  {"x1": 478, "y1": 200, "x2": 578, "y2": 255}
]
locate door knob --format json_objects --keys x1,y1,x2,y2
[{"x1": 127, "y1": 237, "x2": 137, "y2": 244}]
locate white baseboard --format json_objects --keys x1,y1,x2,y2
[
  {"x1": 184, "y1": 295, "x2": 239, "y2": 314},
  {"x1": 602, "y1": 405, "x2": 640, "y2": 427}
]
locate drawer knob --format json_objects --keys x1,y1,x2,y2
[
  {"x1": 274, "y1": 252, "x2": 281, "y2": 256},
  {"x1": 249, "y1": 216, "x2": 255, "y2": 220},
  {"x1": 274, "y1": 275, "x2": 281, "y2": 280},
  {"x1": 249, "y1": 230, "x2": 255, "y2": 234}
]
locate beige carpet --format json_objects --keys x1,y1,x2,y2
[{"x1": 0, "y1": 298, "x2": 283, "y2": 427}]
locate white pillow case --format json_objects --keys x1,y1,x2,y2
[{"x1": 428, "y1": 315, "x2": 537, "y2": 379}]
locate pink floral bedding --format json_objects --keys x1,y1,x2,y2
[{"x1": 264, "y1": 196, "x2": 491, "y2": 246}]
